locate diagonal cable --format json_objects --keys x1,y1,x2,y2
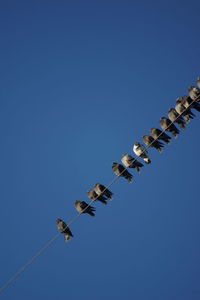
[{"x1": 0, "y1": 95, "x2": 199, "y2": 294}]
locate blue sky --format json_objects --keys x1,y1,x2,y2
[{"x1": 0, "y1": 0, "x2": 200, "y2": 299}]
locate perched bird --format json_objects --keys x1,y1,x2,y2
[
  {"x1": 180, "y1": 96, "x2": 200, "y2": 112},
  {"x1": 150, "y1": 128, "x2": 171, "y2": 144},
  {"x1": 197, "y1": 78, "x2": 200, "y2": 89},
  {"x1": 74, "y1": 200, "x2": 96, "y2": 216},
  {"x1": 188, "y1": 86, "x2": 200, "y2": 102},
  {"x1": 93, "y1": 183, "x2": 113, "y2": 200},
  {"x1": 175, "y1": 98, "x2": 195, "y2": 123},
  {"x1": 56, "y1": 219, "x2": 73, "y2": 242},
  {"x1": 121, "y1": 154, "x2": 144, "y2": 173},
  {"x1": 142, "y1": 135, "x2": 164, "y2": 152},
  {"x1": 87, "y1": 189, "x2": 107, "y2": 205},
  {"x1": 133, "y1": 142, "x2": 151, "y2": 164},
  {"x1": 112, "y1": 162, "x2": 133, "y2": 182},
  {"x1": 167, "y1": 108, "x2": 186, "y2": 129},
  {"x1": 159, "y1": 117, "x2": 180, "y2": 138}
]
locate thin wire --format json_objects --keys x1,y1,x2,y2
[{"x1": 0, "y1": 95, "x2": 199, "y2": 294}]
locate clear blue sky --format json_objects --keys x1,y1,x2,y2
[{"x1": 0, "y1": 1, "x2": 200, "y2": 299}]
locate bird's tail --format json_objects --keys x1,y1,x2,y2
[
  {"x1": 135, "y1": 166, "x2": 141, "y2": 173},
  {"x1": 179, "y1": 122, "x2": 186, "y2": 129},
  {"x1": 99, "y1": 199, "x2": 107, "y2": 205},
  {"x1": 144, "y1": 158, "x2": 151, "y2": 164},
  {"x1": 193, "y1": 104, "x2": 200, "y2": 112},
  {"x1": 88, "y1": 211, "x2": 95, "y2": 217}
]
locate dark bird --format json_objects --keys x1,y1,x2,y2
[
  {"x1": 159, "y1": 117, "x2": 180, "y2": 138},
  {"x1": 150, "y1": 128, "x2": 171, "y2": 144},
  {"x1": 175, "y1": 98, "x2": 195, "y2": 123},
  {"x1": 121, "y1": 154, "x2": 144, "y2": 173},
  {"x1": 74, "y1": 200, "x2": 96, "y2": 216},
  {"x1": 112, "y1": 162, "x2": 133, "y2": 182},
  {"x1": 188, "y1": 86, "x2": 200, "y2": 102},
  {"x1": 180, "y1": 96, "x2": 200, "y2": 113},
  {"x1": 167, "y1": 108, "x2": 186, "y2": 129},
  {"x1": 142, "y1": 135, "x2": 164, "y2": 152},
  {"x1": 133, "y1": 142, "x2": 151, "y2": 164},
  {"x1": 197, "y1": 78, "x2": 200, "y2": 89},
  {"x1": 87, "y1": 189, "x2": 107, "y2": 205},
  {"x1": 56, "y1": 219, "x2": 73, "y2": 242},
  {"x1": 94, "y1": 183, "x2": 113, "y2": 200}
]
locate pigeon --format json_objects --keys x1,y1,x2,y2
[
  {"x1": 133, "y1": 142, "x2": 151, "y2": 164},
  {"x1": 112, "y1": 162, "x2": 133, "y2": 182},
  {"x1": 142, "y1": 135, "x2": 164, "y2": 152},
  {"x1": 188, "y1": 86, "x2": 200, "y2": 102},
  {"x1": 56, "y1": 219, "x2": 73, "y2": 242},
  {"x1": 175, "y1": 98, "x2": 195, "y2": 123},
  {"x1": 121, "y1": 154, "x2": 144, "y2": 173},
  {"x1": 180, "y1": 96, "x2": 200, "y2": 113},
  {"x1": 167, "y1": 108, "x2": 186, "y2": 129},
  {"x1": 74, "y1": 200, "x2": 96, "y2": 216},
  {"x1": 197, "y1": 78, "x2": 200, "y2": 89},
  {"x1": 93, "y1": 183, "x2": 113, "y2": 200},
  {"x1": 150, "y1": 128, "x2": 171, "y2": 144},
  {"x1": 159, "y1": 117, "x2": 180, "y2": 138},
  {"x1": 87, "y1": 189, "x2": 107, "y2": 205}
]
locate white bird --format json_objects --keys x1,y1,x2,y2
[{"x1": 133, "y1": 142, "x2": 151, "y2": 164}]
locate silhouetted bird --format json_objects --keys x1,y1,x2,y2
[
  {"x1": 112, "y1": 162, "x2": 133, "y2": 182},
  {"x1": 167, "y1": 108, "x2": 186, "y2": 129},
  {"x1": 74, "y1": 201, "x2": 96, "y2": 216},
  {"x1": 159, "y1": 117, "x2": 180, "y2": 138},
  {"x1": 188, "y1": 86, "x2": 200, "y2": 102},
  {"x1": 180, "y1": 96, "x2": 200, "y2": 112},
  {"x1": 56, "y1": 219, "x2": 73, "y2": 242},
  {"x1": 87, "y1": 190, "x2": 107, "y2": 205},
  {"x1": 121, "y1": 154, "x2": 144, "y2": 173},
  {"x1": 142, "y1": 135, "x2": 164, "y2": 152},
  {"x1": 175, "y1": 98, "x2": 195, "y2": 123},
  {"x1": 133, "y1": 142, "x2": 151, "y2": 164},
  {"x1": 150, "y1": 128, "x2": 171, "y2": 144},
  {"x1": 93, "y1": 183, "x2": 113, "y2": 200}
]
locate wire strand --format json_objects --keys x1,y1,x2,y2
[{"x1": 0, "y1": 95, "x2": 199, "y2": 294}]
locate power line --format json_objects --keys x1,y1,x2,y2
[{"x1": 0, "y1": 95, "x2": 199, "y2": 294}]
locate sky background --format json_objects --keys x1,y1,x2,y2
[{"x1": 0, "y1": 0, "x2": 200, "y2": 299}]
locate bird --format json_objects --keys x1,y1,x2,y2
[
  {"x1": 133, "y1": 142, "x2": 151, "y2": 164},
  {"x1": 197, "y1": 78, "x2": 200, "y2": 89},
  {"x1": 167, "y1": 108, "x2": 186, "y2": 129},
  {"x1": 87, "y1": 189, "x2": 107, "y2": 205},
  {"x1": 175, "y1": 98, "x2": 195, "y2": 123},
  {"x1": 150, "y1": 128, "x2": 171, "y2": 144},
  {"x1": 142, "y1": 135, "x2": 164, "y2": 152},
  {"x1": 121, "y1": 154, "x2": 144, "y2": 173},
  {"x1": 93, "y1": 183, "x2": 113, "y2": 200},
  {"x1": 112, "y1": 162, "x2": 133, "y2": 182},
  {"x1": 180, "y1": 96, "x2": 200, "y2": 113},
  {"x1": 74, "y1": 200, "x2": 96, "y2": 216},
  {"x1": 159, "y1": 117, "x2": 180, "y2": 138},
  {"x1": 188, "y1": 86, "x2": 200, "y2": 102},
  {"x1": 56, "y1": 219, "x2": 73, "y2": 242}
]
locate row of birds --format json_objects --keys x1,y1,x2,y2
[{"x1": 57, "y1": 79, "x2": 200, "y2": 242}]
